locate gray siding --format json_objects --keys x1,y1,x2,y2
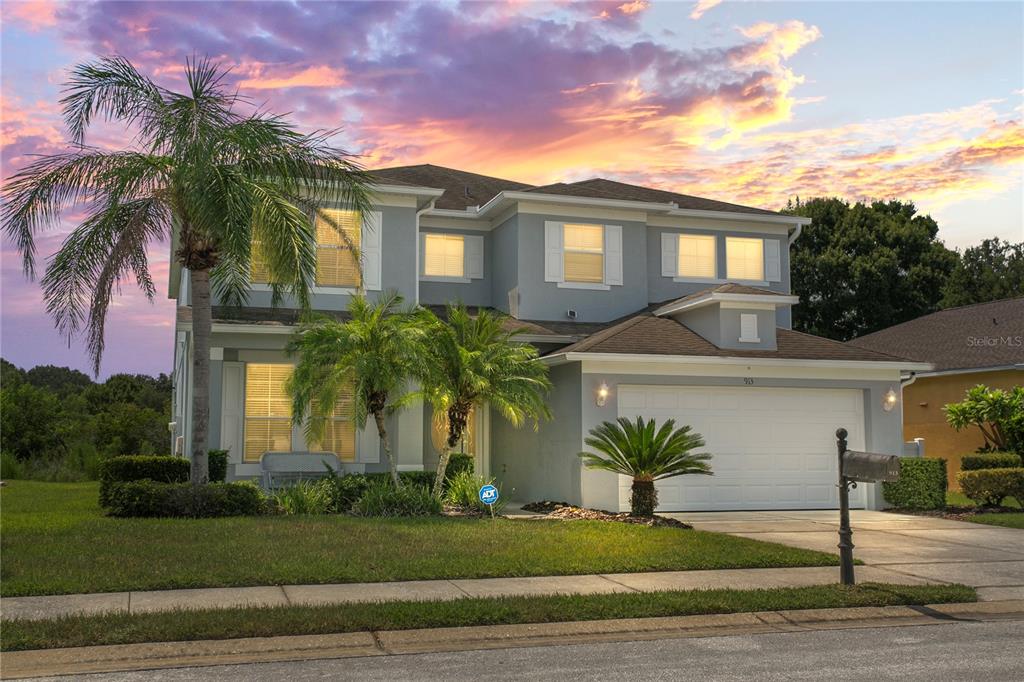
[
  {"x1": 489, "y1": 215, "x2": 519, "y2": 314},
  {"x1": 418, "y1": 227, "x2": 492, "y2": 308},
  {"x1": 515, "y1": 213, "x2": 649, "y2": 323}
]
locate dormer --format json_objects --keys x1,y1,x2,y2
[{"x1": 653, "y1": 284, "x2": 799, "y2": 351}]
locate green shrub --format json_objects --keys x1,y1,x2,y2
[
  {"x1": 99, "y1": 455, "x2": 190, "y2": 507},
  {"x1": 1, "y1": 451, "x2": 25, "y2": 479},
  {"x1": 445, "y1": 453, "x2": 474, "y2": 483},
  {"x1": 443, "y1": 469, "x2": 507, "y2": 514},
  {"x1": 104, "y1": 480, "x2": 267, "y2": 518},
  {"x1": 207, "y1": 450, "x2": 229, "y2": 482},
  {"x1": 882, "y1": 457, "x2": 947, "y2": 510},
  {"x1": 957, "y1": 468, "x2": 1024, "y2": 508},
  {"x1": 317, "y1": 471, "x2": 370, "y2": 513},
  {"x1": 352, "y1": 479, "x2": 442, "y2": 517},
  {"x1": 273, "y1": 480, "x2": 335, "y2": 515},
  {"x1": 961, "y1": 452, "x2": 1022, "y2": 471}
]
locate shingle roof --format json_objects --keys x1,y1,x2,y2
[
  {"x1": 848, "y1": 298, "x2": 1024, "y2": 372},
  {"x1": 367, "y1": 165, "x2": 785, "y2": 216},
  {"x1": 552, "y1": 312, "x2": 907, "y2": 363},
  {"x1": 369, "y1": 164, "x2": 532, "y2": 210}
]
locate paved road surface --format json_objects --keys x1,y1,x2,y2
[{"x1": 33, "y1": 620, "x2": 1021, "y2": 682}]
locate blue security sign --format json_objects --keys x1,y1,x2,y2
[{"x1": 478, "y1": 484, "x2": 499, "y2": 506}]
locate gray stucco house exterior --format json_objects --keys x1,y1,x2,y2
[{"x1": 169, "y1": 165, "x2": 928, "y2": 511}]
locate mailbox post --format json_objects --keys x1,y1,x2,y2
[
  {"x1": 835, "y1": 428, "x2": 855, "y2": 585},
  {"x1": 834, "y1": 429, "x2": 902, "y2": 586}
]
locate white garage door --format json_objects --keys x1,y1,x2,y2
[{"x1": 617, "y1": 385, "x2": 865, "y2": 511}]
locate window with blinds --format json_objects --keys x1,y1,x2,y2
[
  {"x1": 563, "y1": 223, "x2": 604, "y2": 283},
  {"x1": 310, "y1": 390, "x2": 356, "y2": 462},
  {"x1": 244, "y1": 363, "x2": 293, "y2": 462},
  {"x1": 726, "y1": 236, "x2": 764, "y2": 281},
  {"x1": 250, "y1": 208, "x2": 361, "y2": 287},
  {"x1": 430, "y1": 406, "x2": 476, "y2": 456},
  {"x1": 423, "y1": 233, "x2": 465, "y2": 278},
  {"x1": 678, "y1": 234, "x2": 717, "y2": 279}
]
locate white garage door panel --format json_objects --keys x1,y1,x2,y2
[{"x1": 617, "y1": 386, "x2": 865, "y2": 511}]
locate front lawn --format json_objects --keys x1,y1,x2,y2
[
  {"x1": 1, "y1": 583, "x2": 976, "y2": 652},
  {"x1": 1, "y1": 481, "x2": 841, "y2": 597},
  {"x1": 944, "y1": 491, "x2": 1024, "y2": 528}
]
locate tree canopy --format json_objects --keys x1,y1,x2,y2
[
  {"x1": 941, "y1": 238, "x2": 1024, "y2": 309},
  {"x1": 783, "y1": 197, "x2": 959, "y2": 341}
]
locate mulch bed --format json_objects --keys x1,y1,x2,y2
[
  {"x1": 888, "y1": 505, "x2": 1019, "y2": 522},
  {"x1": 520, "y1": 500, "x2": 693, "y2": 529}
]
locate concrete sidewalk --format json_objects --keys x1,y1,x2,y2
[{"x1": 0, "y1": 565, "x2": 933, "y2": 622}]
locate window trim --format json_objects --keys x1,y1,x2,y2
[
  {"x1": 725, "y1": 236, "x2": 766, "y2": 282},
  {"x1": 562, "y1": 222, "x2": 606, "y2": 285}
]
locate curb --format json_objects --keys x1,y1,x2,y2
[{"x1": 3, "y1": 600, "x2": 1022, "y2": 679}]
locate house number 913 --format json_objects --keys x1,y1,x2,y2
[{"x1": 743, "y1": 378, "x2": 754, "y2": 385}]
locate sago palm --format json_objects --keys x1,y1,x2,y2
[
  {"x1": 419, "y1": 304, "x2": 552, "y2": 497},
  {"x1": 287, "y1": 292, "x2": 422, "y2": 488},
  {"x1": 1, "y1": 56, "x2": 371, "y2": 484},
  {"x1": 579, "y1": 417, "x2": 712, "y2": 516}
]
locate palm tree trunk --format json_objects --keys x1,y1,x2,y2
[
  {"x1": 189, "y1": 267, "x2": 211, "y2": 485},
  {"x1": 630, "y1": 478, "x2": 657, "y2": 517},
  {"x1": 433, "y1": 447, "x2": 452, "y2": 498},
  {"x1": 373, "y1": 411, "x2": 402, "y2": 488}
]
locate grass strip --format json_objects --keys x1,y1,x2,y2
[
  {"x1": 965, "y1": 512, "x2": 1024, "y2": 529},
  {"x1": 1, "y1": 583, "x2": 976, "y2": 652}
]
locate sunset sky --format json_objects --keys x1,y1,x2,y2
[{"x1": 2, "y1": 0, "x2": 1022, "y2": 377}]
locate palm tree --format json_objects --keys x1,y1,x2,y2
[
  {"x1": 287, "y1": 292, "x2": 422, "y2": 488},
  {"x1": 1, "y1": 56, "x2": 371, "y2": 485},
  {"x1": 579, "y1": 417, "x2": 712, "y2": 516},
  {"x1": 419, "y1": 304, "x2": 552, "y2": 497}
]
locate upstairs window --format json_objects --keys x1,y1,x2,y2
[
  {"x1": 563, "y1": 223, "x2": 604, "y2": 283},
  {"x1": 251, "y1": 208, "x2": 361, "y2": 288},
  {"x1": 423, "y1": 233, "x2": 465, "y2": 278},
  {"x1": 726, "y1": 237, "x2": 764, "y2": 281},
  {"x1": 678, "y1": 234, "x2": 717, "y2": 279}
]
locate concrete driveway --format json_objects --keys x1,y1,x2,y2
[{"x1": 665, "y1": 510, "x2": 1024, "y2": 601}]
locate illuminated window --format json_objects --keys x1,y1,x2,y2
[
  {"x1": 423, "y1": 233, "x2": 465, "y2": 278},
  {"x1": 310, "y1": 392, "x2": 356, "y2": 462},
  {"x1": 251, "y1": 208, "x2": 361, "y2": 287},
  {"x1": 678, "y1": 234, "x2": 717, "y2": 279},
  {"x1": 244, "y1": 364, "x2": 294, "y2": 462},
  {"x1": 726, "y1": 237, "x2": 764, "y2": 281},
  {"x1": 563, "y1": 223, "x2": 604, "y2": 283}
]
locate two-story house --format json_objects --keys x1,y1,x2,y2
[{"x1": 169, "y1": 164, "x2": 928, "y2": 512}]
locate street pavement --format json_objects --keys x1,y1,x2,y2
[{"x1": 25, "y1": 619, "x2": 1022, "y2": 681}]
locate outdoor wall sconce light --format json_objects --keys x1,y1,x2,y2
[
  {"x1": 882, "y1": 387, "x2": 898, "y2": 412},
  {"x1": 596, "y1": 382, "x2": 610, "y2": 407}
]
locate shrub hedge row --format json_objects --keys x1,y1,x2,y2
[
  {"x1": 957, "y1": 468, "x2": 1024, "y2": 508},
  {"x1": 104, "y1": 480, "x2": 267, "y2": 518},
  {"x1": 960, "y1": 452, "x2": 1022, "y2": 471},
  {"x1": 881, "y1": 457, "x2": 947, "y2": 510},
  {"x1": 98, "y1": 455, "x2": 190, "y2": 506}
]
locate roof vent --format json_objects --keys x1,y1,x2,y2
[{"x1": 464, "y1": 185, "x2": 472, "y2": 198}]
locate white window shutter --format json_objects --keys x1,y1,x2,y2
[
  {"x1": 661, "y1": 232, "x2": 678, "y2": 277},
  {"x1": 361, "y1": 211, "x2": 382, "y2": 291},
  {"x1": 604, "y1": 225, "x2": 623, "y2": 286},
  {"x1": 465, "y1": 235, "x2": 484, "y2": 279},
  {"x1": 544, "y1": 221, "x2": 564, "y2": 282},
  {"x1": 764, "y1": 239, "x2": 781, "y2": 282},
  {"x1": 220, "y1": 362, "x2": 243, "y2": 463},
  {"x1": 739, "y1": 314, "x2": 760, "y2": 343}
]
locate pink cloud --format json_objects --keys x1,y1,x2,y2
[
  {"x1": 690, "y1": 0, "x2": 722, "y2": 21},
  {"x1": 3, "y1": 0, "x2": 59, "y2": 31}
]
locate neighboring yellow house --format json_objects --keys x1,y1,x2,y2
[{"x1": 850, "y1": 298, "x2": 1023, "y2": 489}]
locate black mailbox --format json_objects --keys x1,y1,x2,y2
[{"x1": 842, "y1": 450, "x2": 901, "y2": 483}]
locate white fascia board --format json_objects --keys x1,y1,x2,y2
[
  {"x1": 543, "y1": 351, "x2": 933, "y2": 373},
  {"x1": 178, "y1": 322, "x2": 297, "y2": 335},
  {"x1": 654, "y1": 292, "x2": 800, "y2": 317},
  {"x1": 666, "y1": 207, "x2": 811, "y2": 227},
  {"x1": 367, "y1": 183, "x2": 446, "y2": 199}
]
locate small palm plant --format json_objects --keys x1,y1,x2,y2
[
  {"x1": 579, "y1": 417, "x2": 712, "y2": 516},
  {"x1": 287, "y1": 292, "x2": 422, "y2": 488},
  {"x1": 418, "y1": 304, "x2": 552, "y2": 497}
]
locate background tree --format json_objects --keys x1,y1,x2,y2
[
  {"x1": 945, "y1": 385, "x2": 1024, "y2": 454},
  {"x1": 2, "y1": 56, "x2": 371, "y2": 485},
  {"x1": 578, "y1": 417, "x2": 712, "y2": 517},
  {"x1": 783, "y1": 197, "x2": 958, "y2": 340},
  {"x1": 419, "y1": 305, "x2": 552, "y2": 497},
  {"x1": 287, "y1": 292, "x2": 423, "y2": 488},
  {"x1": 941, "y1": 238, "x2": 1024, "y2": 308}
]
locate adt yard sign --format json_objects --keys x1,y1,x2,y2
[{"x1": 478, "y1": 484, "x2": 499, "y2": 506}]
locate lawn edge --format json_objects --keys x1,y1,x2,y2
[{"x1": 4, "y1": 596, "x2": 1017, "y2": 680}]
